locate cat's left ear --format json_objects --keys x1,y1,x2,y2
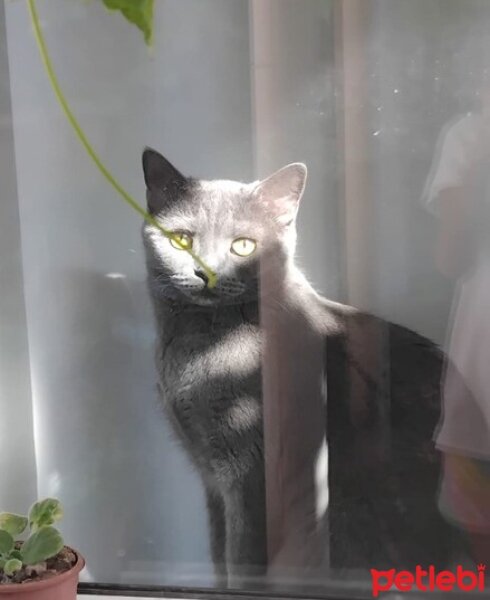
[{"x1": 252, "y1": 163, "x2": 307, "y2": 226}]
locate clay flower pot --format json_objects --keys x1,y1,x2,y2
[{"x1": 0, "y1": 549, "x2": 84, "y2": 600}]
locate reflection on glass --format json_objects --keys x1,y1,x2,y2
[
  {"x1": 1, "y1": 0, "x2": 490, "y2": 597},
  {"x1": 424, "y1": 74, "x2": 490, "y2": 566}
]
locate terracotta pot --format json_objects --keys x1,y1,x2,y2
[{"x1": 0, "y1": 548, "x2": 84, "y2": 600}]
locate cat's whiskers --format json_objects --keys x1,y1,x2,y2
[{"x1": 216, "y1": 278, "x2": 247, "y2": 297}]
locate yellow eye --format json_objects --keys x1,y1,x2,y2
[
  {"x1": 231, "y1": 238, "x2": 257, "y2": 257},
  {"x1": 169, "y1": 232, "x2": 193, "y2": 250}
]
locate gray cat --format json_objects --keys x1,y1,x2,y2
[{"x1": 142, "y1": 149, "x2": 459, "y2": 588}]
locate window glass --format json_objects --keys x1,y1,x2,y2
[{"x1": 1, "y1": 0, "x2": 490, "y2": 597}]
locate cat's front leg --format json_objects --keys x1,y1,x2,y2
[
  {"x1": 224, "y1": 472, "x2": 267, "y2": 589},
  {"x1": 205, "y1": 487, "x2": 228, "y2": 585}
]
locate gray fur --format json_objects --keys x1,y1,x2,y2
[{"x1": 142, "y1": 149, "x2": 459, "y2": 587}]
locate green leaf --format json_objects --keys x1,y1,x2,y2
[
  {"x1": 4, "y1": 559, "x2": 22, "y2": 576},
  {"x1": 0, "y1": 531, "x2": 14, "y2": 555},
  {"x1": 0, "y1": 558, "x2": 5, "y2": 570},
  {"x1": 29, "y1": 498, "x2": 63, "y2": 533},
  {"x1": 0, "y1": 513, "x2": 28, "y2": 536},
  {"x1": 102, "y1": 0, "x2": 154, "y2": 46},
  {"x1": 9, "y1": 550, "x2": 22, "y2": 561},
  {"x1": 21, "y1": 527, "x2": 63, "y2": 565}
]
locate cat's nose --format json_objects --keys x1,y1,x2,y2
[{"x1": 194, "y1": 268, "x2": 209, "y2": 285}]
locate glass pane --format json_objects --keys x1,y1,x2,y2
[{"x1": 1, "y1": 0, "x2": 490, "y2": 597}]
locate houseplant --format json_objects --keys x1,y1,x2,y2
[{"x1": 0, "y1": 498, "x2": 84, "y2": 599}]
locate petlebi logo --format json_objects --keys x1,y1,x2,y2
[{"x1": 371, "y1": 564, "x2": 486, "y2": 597}]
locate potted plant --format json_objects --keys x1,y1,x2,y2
[{"x1": 0, "y1": 498, "x2": 84, "y2": 599}]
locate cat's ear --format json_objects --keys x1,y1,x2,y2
[
  {"x1": 252, "y1": 163, "x2": 307, "y2": 226},
  {"x1": 142, "y1": 148, "x2": 185, "y2": 190}
]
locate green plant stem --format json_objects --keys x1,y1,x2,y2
[{"x1": 26, "y1": 0, "x2": 217, "y2": 288}]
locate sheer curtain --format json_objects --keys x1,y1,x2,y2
[
  {"x1": 0, "y1": 0, "x2": 36, "y2": 512},
  {"x1": 3, "y1": 0, "x2": 253, "y2": 584}
]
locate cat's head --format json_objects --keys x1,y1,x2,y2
[{"x1": 142, "y1": 148, "x2": 307, "y2": 306}]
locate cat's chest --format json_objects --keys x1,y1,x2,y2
[{"x1": 158, "y1": 318, "x2": 262, "y2": 404}]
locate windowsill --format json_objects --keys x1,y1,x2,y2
[
  {"x1": 78, "y1": 596, "x2": 182, "y2": 600},
  {"x1": 78, "y1": 596, "x2": 172, "y2": 600}
]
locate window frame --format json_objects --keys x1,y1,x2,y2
[{"x1": 77, "y1": 582, "x2": 373, "y2": 599}]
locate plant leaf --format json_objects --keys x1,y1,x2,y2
[
  {"x1": 0, "y1": 513, "x2": 28, "y2": 536},
  {"x1": 102, "y1": 0, "x2": 154, "y2": 46},
  {"x1": 9, "y1": 550, "x2": 22, "y2": 561},
  {"x1": 4, "y1": 559, "x2": 22, "y2": 576},
  {"x1": 29, "y1": 498, "x2": 63, "y2": 532},
  {"x1": 21, "y1": 526, "x2": 63, "y2": 565},
  {"x1": 0, "y1": 531, "x2": 14, "y2": 555}
]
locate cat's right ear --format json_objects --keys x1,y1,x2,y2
[
  {"x1": 142, "y1": 148, "x2": 186, "y2": 214},
  {"x1": 142, "y1": 148, "x2": 185, "y2": 190}
]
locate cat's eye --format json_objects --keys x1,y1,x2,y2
[
  {"x1": 169, "y1": 232, "x2": 193, "y2": 251},
  {"x1": 231, "y1": 238, "x2": 257, "y2": 257}
]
